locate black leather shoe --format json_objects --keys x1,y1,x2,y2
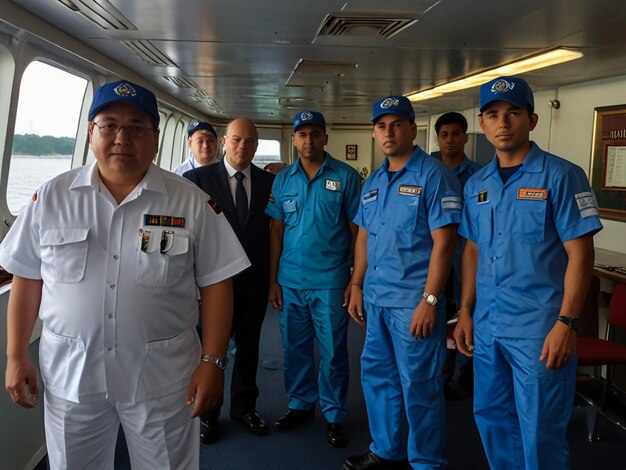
[
  {"x1": 326, "y1": 423, "x2": 348, "y2": 447},
  {"x1": 342, "y1": 450, "x2": 410, "y2": 470},
  {"x1": 230, "y1": 410, "x2": 269, "y2": 436},
  {"x1": 200, "y1": 418, "x2": 219, "y2": 444},
  {"x1": 274, "y1": 408, "x2": 315, "y2": 430}
]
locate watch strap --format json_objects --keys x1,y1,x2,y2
[
  {"x1": 201, "y1": 353, "x2": 228, "y2": 369},
  {"x1": 557, "y1": 316, "x2": 580, "y2": 330}
]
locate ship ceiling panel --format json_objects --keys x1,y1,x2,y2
[{"x1": 7, "y1": 0, "x2": 626, "y2": 123}]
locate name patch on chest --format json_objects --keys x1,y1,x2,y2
[
  {"x1": 477, "y1": 191, "x2": 489, "y2": 204},
  {"x1": 363, "y1": 189, "x2": 378, "y2": 204},
  {"x1": 325, "y1": 179, "x2": 341, "y2": 191},
  {"x1": 143, "y1": 214, "x2": 186, "y2": 228},
  {"x1": 517, "y1": 188, "x2": 548, "y2": 200},
  {"x1": 398, "y1": 185, "x2": 421, "y2": 196}
]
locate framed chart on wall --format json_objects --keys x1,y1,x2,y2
[
  {"x1": 346, "y1": 144, "x2": 358, "y2": 160},
  {"x1": 590, "y1": 105, "x2": 626, "y2": 221}
]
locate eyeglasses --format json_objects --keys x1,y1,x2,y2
[{"x1": 92, "y1": 122, "x2": 155, "y2": 137}]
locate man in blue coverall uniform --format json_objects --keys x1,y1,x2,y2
[
  {"x1": 265, "y1": 110, "x2": 361, "y2": 447},
  {"x1": 454, "y1": 76, "x2": 603, "y2": 469},
  {"x1": 433, "y1": 112, "x2": 482, "y2": 396},
  {"x1": 344, "y1": 96, "x2": 462, "y2": 470},
  {"x1": 434, "y1": 112, "x2": 482, "y2": 316}
]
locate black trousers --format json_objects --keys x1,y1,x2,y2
[{"x1": 202, "y1": 290, "x2": 268, "y2": 422}]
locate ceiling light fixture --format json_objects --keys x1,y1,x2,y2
[{"x1": 406, "y1": 47, "x2": 583, "y2": 102}]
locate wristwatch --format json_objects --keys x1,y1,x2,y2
[
  {"x1": 557, "y1": 316, "x2": 581, "y2": 330},
  {"x1": 201, "y1": 353, "x2": 229, "y2": 370},
  {"x1": 422, "y1": 292, "x2": 438, "y2": 306}
]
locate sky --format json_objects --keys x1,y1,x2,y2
[{"x1": 14, "y1": 61, "x2": 87, "y2": 138}]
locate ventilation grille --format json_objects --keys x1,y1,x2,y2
[
  {"x1": 191, "y1": 91, "x2": 223, "y2": 114},
  {"x1": 317, "y1": 12, "x2": 419, "y2": 39},
  {"x1": 121, "y1": 40, "x2": 178, "y2": 67},
  {"x1": 163, "y1": 76, "x2": 197, "y2": 88},
  {"x1": 57, "y1": 0, "x2": 136, "y2": 30},
  {"x1": 192, "y1": 89, "x2": 211, "y2": 100}
]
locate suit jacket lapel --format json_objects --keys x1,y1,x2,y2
[
  {"x1": 215, "y1": 160, "x2": 237, "y2": 227},
  {"x1": 248, "y1": 165, "x2": 260, "y2": 218}
]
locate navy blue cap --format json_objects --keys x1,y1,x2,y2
[
  {"x1": 371, "y1": 95, "x2": 415, "y2": 123},
  {"x1": 293, "y1": 110, "x2": 326, "y2": 132},
  {"x1": 88, "y1": 80, "x2": 160, "y2": 125},
  {"x1": 187, "y1": 120, "x2": 217, "y2": 138},
  {"x1": 480, "y1": 76, "x2": 534, "y2": 113}
]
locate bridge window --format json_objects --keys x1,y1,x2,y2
[
  {"x1": 253, "y1": 139, "x2": 281, "y2": 169},
  {"x1": 8, "y1": 61, "x2": 87, "y2": 214}
]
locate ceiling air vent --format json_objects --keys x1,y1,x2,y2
[
  {"x1": 163, "y1": 76, "x2": 197, "y2": 88},
  {"x1": 121, "y1": 40, "x2": 178, "y2": 67},
  {"x1": 317, "y1": 12, "x2": 419, "y2": 39},
  {"x1": 191, "y1": 91, "x2": 223, "y2": 114},
  {"x1": 56, "y1": 0, "x2": 136, "y2": 30}
]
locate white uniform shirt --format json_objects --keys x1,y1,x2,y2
[
  {"x1": 172, "y1": 155, "x2": 202, "y2": 176},
  {"x1": 0, "y1": 162, "x2": 250, "y2": 403}
]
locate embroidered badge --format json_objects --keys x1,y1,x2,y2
[
  {"x1": 143, "y1": 214, "x2": 186, "y2": 227},
  {"x1": 325, "y1": 179, "x2": 341, "y2": 191},
  {"x1": 380, "y1": 97, "x2": 400, "y2": 109},
  {"x1": 491, "y1": 79, "x2": 515, "y2": 94},
  {"x1": 442, "y1": 196, "x2": 463, "y2": 211},
  {"x1": 207, "y1": 197, "x2": 222, "y2": 214},
  {"x1": 300, "y1": 111, "x2": 313, "y2": 121},
  {"x1": 363, "y1": 189, "x2": 378, "y2": 204},
  {"x1": 517, "y1": 188, "x2": 548, "y2": 200},
  {"x1": 398, "y1": 185, "x2": 421, "y2": 196},
  {"x1": 114, "y1": 82, "x2": 137, "y2": 97},
  {"x1": 575, "y1": 191, "x2": 599, "y2": 218},
  {"x1": 477, "y1": 191, "x2": 489, "y2": 204}
]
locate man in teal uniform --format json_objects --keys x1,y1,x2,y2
[{"x1": 265, "y1": 110, "x2": 361, "y2": 447}]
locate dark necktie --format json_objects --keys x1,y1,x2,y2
[{"x1": 234, "y1": 171, "x2": 248, "y2": 228}]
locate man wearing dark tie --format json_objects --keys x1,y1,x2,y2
[{"x1": 184, "y1": 117, "x2": 274, "y2": 442}]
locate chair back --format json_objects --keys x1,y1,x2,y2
[
  {"x1": 579, "y1": 275, "x2": 600, "y2": 338},
  {"x1": 607, "y1": 283, "x2": 626, "y2": 330}
]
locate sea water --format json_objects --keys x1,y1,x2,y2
[{"x1": 7, "y1": 155, "x2": 72, "y2": 213}]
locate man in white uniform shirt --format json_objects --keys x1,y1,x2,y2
[
  {"x1": 1, "y1": 80, "x2": 250, "y2": 469},
  {"x1": 172, "y1": 120, "x2": 220, "y2": 175}
]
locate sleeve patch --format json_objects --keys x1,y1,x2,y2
[
  {"x1": 207, "y1": 197, "x2": 222, "y2": 214},
  {"x1": 441, "y1": 195, "x2": 463, "y2": 211},
  {"x1": 575, "y1": 191, "x2": 599, "y2": 218}
]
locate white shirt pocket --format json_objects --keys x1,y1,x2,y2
[
  {"x1": 136, "y1": 228, "x2": 190, "y2": 287},
  {"x1": 39, "y1": 326, "x2": 87, "y2": 401},
  {"x1": 40, "y1": 228, "x2": 89, "y2": 283}
]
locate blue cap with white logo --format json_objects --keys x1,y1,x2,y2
[
  {"x1": 88, "y1": 80, "x2": 160, "y2": 125},
  {"x1": 479, "y1": 76, "x2": 534, "y2": 113},
  {"x1": 293, "y1": 110, "x2": 326, "y2": 132},
  {"x1": 372, "y1": 95, "x2": 415, "y2": 123},
  {"x1": 187, "y1": 120, "x2": 217, "y2": 138}
]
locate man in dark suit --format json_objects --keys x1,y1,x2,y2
[{"x1": 184, "y1": 117, "x2": 274, "y2": 442}]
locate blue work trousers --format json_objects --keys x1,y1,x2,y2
[
  {"x1": 473, "y1": 332, "x2": 576, "y2": 469},
  {"x1": 279, "y1": 286, "x2": 349, "y2": 423},
  {"x1": 361, "y1": 302, "x2": 446, "y2": 469}
]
